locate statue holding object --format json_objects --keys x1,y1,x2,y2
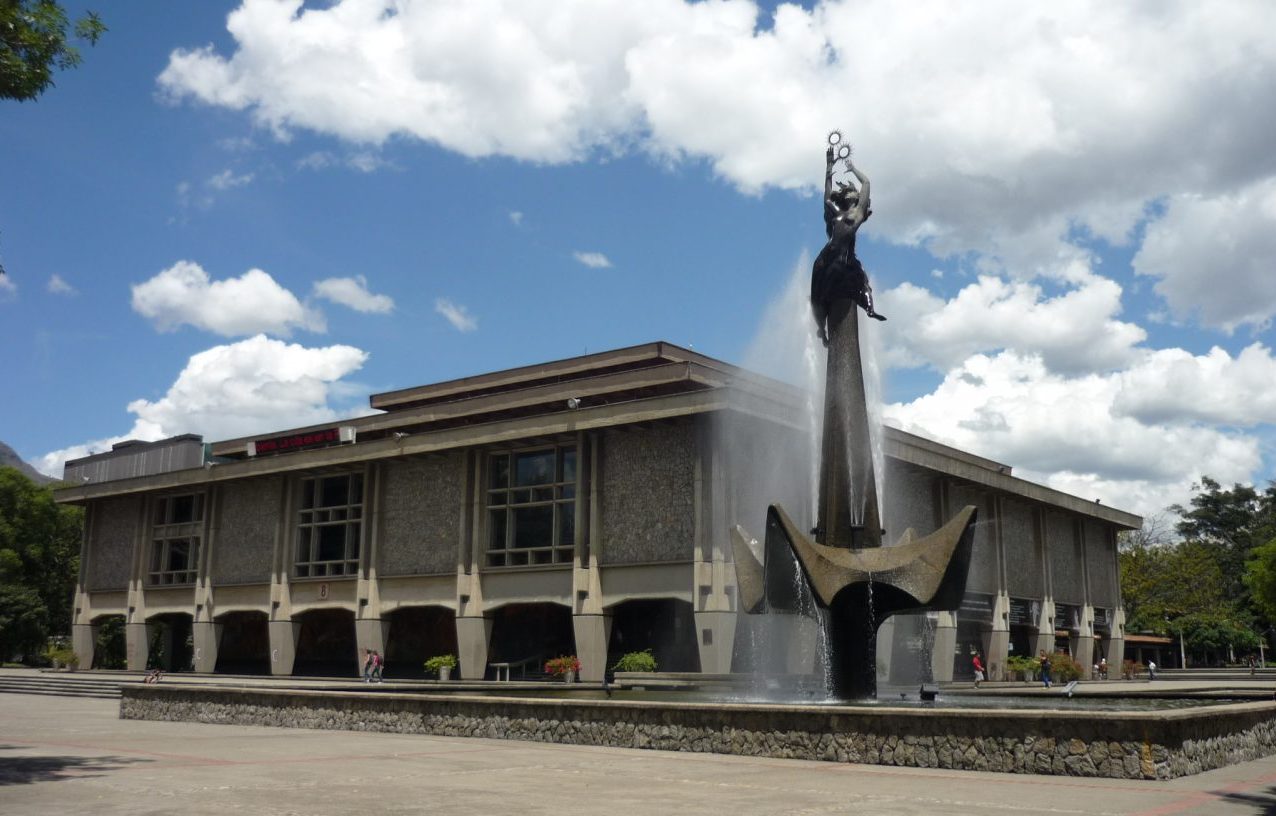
[{"x1": 811, "y1": 130, "x2": 886, "y2": 347}]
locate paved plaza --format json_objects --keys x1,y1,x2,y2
[{"x1": 3, "y1": 692, "x2": 1276, "y2": 815}]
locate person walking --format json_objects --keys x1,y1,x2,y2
[
  {"x1": 1039, "y1": 650, "x2": 1052, "y2": 688},
  {"x1": 370, "y1": 650, "x2": 384, "y2": 683},
  {"x1": 362, "y1": 649, "x2": 374, "y2": 682},
  {"x1": 972, "y1": 653, "x2": 985, "y2": 688},
  {"x1": 1147, "y1": 659, "x2": 1157, "y2": 681}
]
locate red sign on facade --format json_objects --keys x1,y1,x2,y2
[{"x1": 250, "y1": 427, "x2": 342, "y2": 456}]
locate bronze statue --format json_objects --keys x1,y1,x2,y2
[{"x1": 811, "y1": 132, "x2": 885, "y2": 346}]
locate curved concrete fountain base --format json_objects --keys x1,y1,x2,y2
[{"x1": 121, "y1": 684, "x2": 1276, "y2": 780}]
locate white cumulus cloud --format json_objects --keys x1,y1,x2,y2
[
  {"x1": 47, "y1": 274, "x2": 76, "y2": 295},
  {"x1": 876, "y1": 272, "x2": 1146, "y2": 375},
  {"x1": 132, "y1": 260, "x2": 325, "y2": 337},
  {"x1": 0, "y1": 274, "x2": 17, "y2": 300},
  {"x1": 434, "y1": 298, "x2": 477, "y2": 332},
  {"x1": 37, "y1": 335, "x2": 369, "y2": 477},
  {"x1": 157, "y1": 0, "x2": 1276, "y2": 290},
  {"x1": 313, "y1": 275, "x2": 394, "y2": 313},
  {"x1": 1133, "y1": 178, "x2": 1276, "y2": 333},
  {"x1": 208, "y1": 168, "x2": 255, "y2": 190},
  {"x1": 572, "y1": 251, "x2": 612, "y2": 269},
  {"x1": 884, "y1": 351, "x2": 1263, "y2": 517}
]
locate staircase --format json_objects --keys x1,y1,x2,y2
[{"x1": 0, "y1": 670, "x2": 125, "y2": 699}]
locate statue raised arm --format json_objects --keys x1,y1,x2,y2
[{"x1": 811, "y1": 139, "x2": 884, "y2": 344}]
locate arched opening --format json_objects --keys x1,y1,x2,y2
[
  {"x1": 385, "y1": 606, "x2": 457, "y2": 679},
  {"x1": 146, "y1": 613, "x2": 194, "y2": 672},
  {"x1": 214, "y1": 611, "x2": 270, "y2": 675},
  {"x1": 91, "y1": 614, "x2": 126, "y2": 670},
  {"x1": 487, "y1": 603, "x2": 574, "y2": 678},
  {"x1": 293, "y1": 608, "x2": 357, "y2": 677},
  {"x1": 607, "y1": 599, "x2": 699, "y2": 673}
]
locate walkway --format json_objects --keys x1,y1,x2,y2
[{"x1": 3, "y1": 692, "x2": 1276, "y2": 815}]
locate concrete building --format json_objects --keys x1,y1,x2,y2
[{"x1": 56, "y1": 342, "x2": 1140, "y2": 684}]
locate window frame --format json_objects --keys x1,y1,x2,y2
[
  {"x1": 294, "y1": 471, "x2": 364, "y2": 579},
  {"x1": 147, "y1": 492, "x2": 205, "y2": 586},
  {"x1": 485, "y1": 444, "x2": 578, "y2": 569}
]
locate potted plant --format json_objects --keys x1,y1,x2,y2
[
  {"x1": 545, "y1": 655, "x2": 581, "y2": 683},
  {"x1": 612, "y1": 649, "x2": 657, "y2": 674},
  {"x1": 424, "y1": 654, "x2": 457, "y2": 681},
  {"x1": 1006, "y1": 654, "x2": 1036, "y2": 683}
]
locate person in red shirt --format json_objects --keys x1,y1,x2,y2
[{"x1": 972, "y1": 653, "x2": 985, "y2": 688}]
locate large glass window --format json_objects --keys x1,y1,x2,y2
[
  {"x1": 295, "y1": 473, "x2": 363, "y2": 578},
  {"x1": 486, "y1": 446, "x2": 576, "y2": 567},
  {"x1": 148, "y1": 493, "x2": 203, "y2": 585}
]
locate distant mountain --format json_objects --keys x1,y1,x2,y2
[{"x1": 0, "y1": 440, "x2": 56, "y2": 484}]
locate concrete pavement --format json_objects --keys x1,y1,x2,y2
[{"x1": 4, "y1": 692, "x2": 1276, "y2": 815}]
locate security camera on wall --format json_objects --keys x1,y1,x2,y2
[{"x1": 566, "y1": 397, "x2": 581, "y2": 410}]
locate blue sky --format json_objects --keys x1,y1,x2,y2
[{"x1": 3, "y1": 0, "x2": 1275, "y2": 520}]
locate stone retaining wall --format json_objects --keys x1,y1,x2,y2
[{"x1": 120, "y1": 686, "x2": 1276, "y2": 780}]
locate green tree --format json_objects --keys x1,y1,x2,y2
[
  {"x1": 0, "y1": 466, "x2": 82, "y2": 660},
  {"x1": 1170, "y1": 477, "x2": 1276, "y2": 612},
  {"x1": 1119, "y1": 529, "x2": 1237, "y2": 635},
  {"x1": 1244, "y1": 537, "x2": 1276, "y2": 625},
  {"x1": 0, "y1": 583, "x2": 47, "y2": 660},
  {"x1": 1, "y1": 0, "x2": 106, "y2": 102}
]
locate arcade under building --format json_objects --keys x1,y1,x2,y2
[{"x1": 57, "y1": 342, "x2": 1140, "y2": 684}]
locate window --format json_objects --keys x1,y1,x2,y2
[
  {"x1": 486, "y1": 446, "x2": 576, "y2": 567},
  {"x1": 295, "y1": 473, "x2": 363, "y2": 578},
  {"x1": 149, "y1": 493, "x2": 203, "y2": 585}
]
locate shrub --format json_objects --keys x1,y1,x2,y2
[
  {"x1": 612, "y1": 649, "x2": 657, "y2": 673},
  {"x1": 45, "y1": 646, "x2": 78, "y2": 668},
  {"x1": 424, "y1": 654, "x2": 457, "y2": 673},
  {"x1": 1048, "y1": 652, "x2": 1083, "y2": 682}
]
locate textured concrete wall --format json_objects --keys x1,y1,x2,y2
[
  {"x1": 1086, "y1": 521, "x2": 1118, "y2": 608},
  {"x1": 212, "y1": 477, "x2": 281, "y2": 585},
  {"x1": 87, "y1": 497, "x2": 140, "y2": 591},
  {"x1": 379, "y1": 455, "x2": 463, "y2": 576},
  {"x1": 122, "y1": 686, "x2": 1276, "y2": 780},
  {"x1": 601, "y1": 424, "x2": 696, "y2": 564},
  {"x1": 882, "y1": 463, "x2": 935, "y2": 544},
  {"x1": 1001, "y1": 499, "x2": 1042, "y2": 598},
  {"x1": 1046, "y1": 512, "x2": 1083, "y2": 603},
  {"x1": 951, "y1": 483, "x2": 997, "y2": 595}
]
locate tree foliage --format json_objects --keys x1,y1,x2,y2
[
  {"x1": 1170, "y1": 477, "x2": 1276, "y2": 609},
  {"x1": 0, "y1": 466, "x2": 82, "y2": 661},
  {"x1": 1121, "y1": 478, "x2": 1276, "y2": 663},
  {"x1": 1, "y1": 0, "x2": 106, "y2": 102}
]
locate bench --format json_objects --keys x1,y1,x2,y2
[{"x1": 488, "y1": 655, "x2": 541, "y2": 681}]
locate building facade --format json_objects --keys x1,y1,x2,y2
[{"x1": 57, "y1": 342, "x2": 1140, "y2": 683}]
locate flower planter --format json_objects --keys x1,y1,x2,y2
[
  {"x1": 438, "y1": 666, "x2": 452, "y2": 682},
  {"x1": 563, "y1": 670, "x2": 576, "y2": 684}
]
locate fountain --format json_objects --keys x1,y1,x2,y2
[{"x1": 729, "y1": 133, "x2": 979, "y2": 699}]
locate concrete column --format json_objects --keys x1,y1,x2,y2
[
  {"x1": 71, "y1": 505, "x2": 95, "y2": 669},
  {"x1": 1035, "y1": 599, "x2": 1056, "y2": 656},
  {"x1": 268, "y1": 620, "x2": 299, "y2": 676},
  {"x1": 355, "y1": 618, "x2": 389, "y2": 677},
  {"x1": 456, "y1": 616, "x2": 493, "y2": 680},
  {"x1": 987, "y1": 592, "x2": 1011, "y2": 681},
  {"x1": 1075, "y1": 603, "x2": 1096, "y2": 678},
  {"x1": 875, "y1": 616, "x2": 896, "y2": 682},
  {"x1": 72, "y1": 623, "x2": 96, "y2": 671},
  {"x1": 693, "y1": 611, "x2": 737, "y2": 675},
  {"x1": 1108, "y1": 607, "x2": 1126, "y2": 672},
  {"x1": 931, "y1": 611, "x2": 957, "y2": 682},
  {"x1": 126, "y1": 622, "x2": 150, "y2": 671},
  {"x1": 573, "y1": 613, "x2": 612, "y2": 682},
  {"x1": 191, "y1": 620, "x2": 222, "y2": 673}
]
